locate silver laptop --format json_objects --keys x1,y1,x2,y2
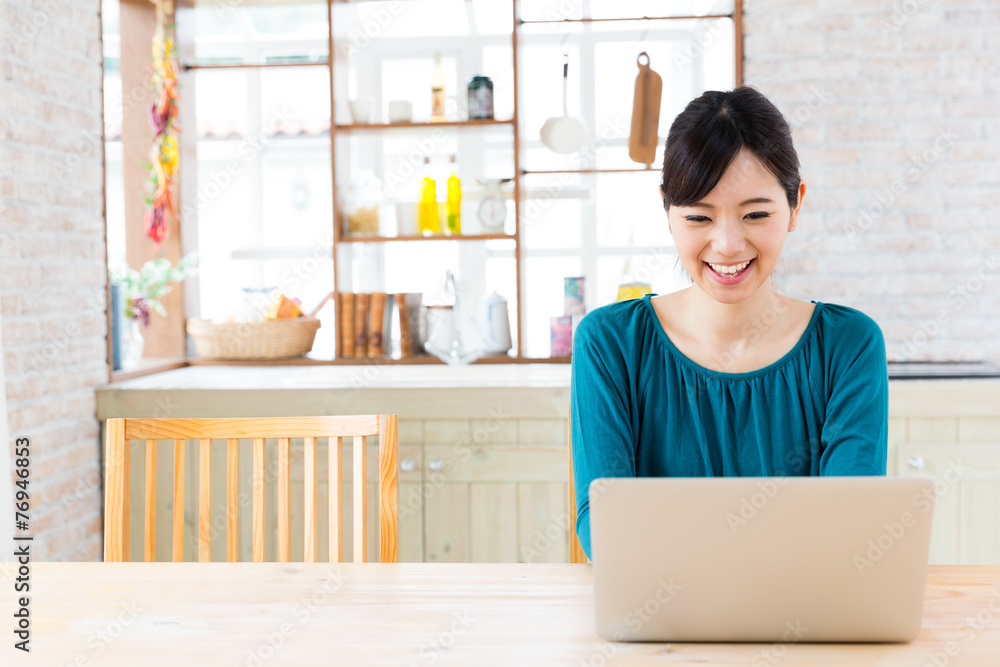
[{"x1": 589, "y1": 476, "x2": 934, "y2": 643}]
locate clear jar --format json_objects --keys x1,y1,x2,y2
[
  {"x1": 343, "y1": 170, "x2": 382, "y2": 236},
  {"x1": 467, "y1": 75, "x2": 494, "y2": 120}
]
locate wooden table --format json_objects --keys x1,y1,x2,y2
[{"x1": 5, "y1": 563, "x2": 1000, "y2": 665}]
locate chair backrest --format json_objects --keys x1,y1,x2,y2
[
  {"x1": 103, "y1": 416, "x2": 398, "y2": 563},
  {"x1": 568, "y1": 404, "x2": 588, "y2": 563}
]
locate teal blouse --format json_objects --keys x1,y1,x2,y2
[{"x1": 570, "y1": 294, "x2": 888, "y2": 561}]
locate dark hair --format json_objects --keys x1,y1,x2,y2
[{"x1": 659, "y1": 86, "x2": 801, "y2": 211}]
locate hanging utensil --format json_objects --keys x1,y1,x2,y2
[
  {"x1": 540, "y1": 54, "x2": 587, "y2": 154},
  {"x1": 628, "y1": 51, "x2": 662, "y2": 166}
]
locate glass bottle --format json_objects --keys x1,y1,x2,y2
[
  {"x1": 446, "y1": 155, "x2": 461, "y2": 235},
  {"x1": 418, "y1": 157, "x2": 439, "y2": 236},
  {"x1": 431, "y1": 52, "x2": 445, "y2": 121}
]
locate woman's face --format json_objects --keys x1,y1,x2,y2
[{"x1": 665, "y1": 148, "x2": 806, "y2": 305}]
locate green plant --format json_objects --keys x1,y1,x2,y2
[{"x1": 109, "y1": 253, "x2": 198, "y2": 327}]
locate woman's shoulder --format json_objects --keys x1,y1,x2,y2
[
  {"x1": 815, "y1": 300, "x2": 885, "y2": 343},
  {"x1": 575, "y1": 295, "x2": 651, "y2": 342}
]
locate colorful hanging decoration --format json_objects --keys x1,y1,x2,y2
[{"x1": 144, "y1": 2, "x2": 180, "y2": 249}]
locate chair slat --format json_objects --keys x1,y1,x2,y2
[
  {"x1": 304, "y1": 437, "x2": 317, "y2": 563},
  {"x1": 173, "y1": 439, "x2": 185, "y2": 562},
  {"x1": 144, "y1": 439, "x2": 156, "y2": 562},
  {"x1": 122, "y1": 436, "x2": 131, "y2": 562},
  {"x1": 227, "y1": 438, "x2": 238, "y2": 563},
  {"x1": 378, "y1": 415, "x2": 398, "y2": 564},
  {"x1": 103, "y1": 418, "x2": 126, "y2": 562},
  {"x1": 126, "y1": 417, "x2": 379, "y2": 441},
  {"x1": 253, "y1": 438, "x2": 265, "y2": 562},
  {"x1": 353, "y1": 435, "x2": 367, "y2": 563},
  {"x1": 104, "y1": 417, "x2": 398, "y2": 565},
  {"x1": 329, "y1": 436, "x2": 343, "y2": 563},
  {"x1": 278, "y1": 438, "x2": 291, "y2": 563},
  {"x1": 199, "y1": 439, "x2": 211, "y2": 562},
  {"x1": 568, "y1": 404, "x2": 587, "y2": 564}
]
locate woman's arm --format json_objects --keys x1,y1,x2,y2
[
  {"x1": 570, "y1": 311, "x2": 637, "y2": 561},
  {"x1": 819, "y1": 313, "x2": 889, "y2": 476}
]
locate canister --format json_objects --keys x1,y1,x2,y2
[
  {"x1": 564, "y1": 276, "x2": 585, "y2": 315},
  {"x1": 467, "y1": 75, "x2": 494, "y2": 120}
]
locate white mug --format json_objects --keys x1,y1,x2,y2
[
  {"x1": 388, "y1": 100, "x2": 412, "y2": 124},
  {"x1": 349, "y1": 97, "x2": 372, "y2": 124},
  {"x1": 395, "y1": 202, "x2": 418, "y2": 237}
]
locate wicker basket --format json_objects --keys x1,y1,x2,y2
[{"x1": 186, "y1": 317, "x2": 322, "y2": 360}]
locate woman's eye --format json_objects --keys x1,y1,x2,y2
[
  {"x1": 685, "y1": 216, "x2": 710, "y2": 222},
  {"x1": 747, "y1": 212, "x2": 770, "y2": 220}
]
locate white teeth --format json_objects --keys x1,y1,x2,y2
[{"x1": 708, "y1": 259, "x2": 751, "y2": 275}]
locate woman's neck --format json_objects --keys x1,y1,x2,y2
[{"x1": 677, "y1": 282, "x2": 790, "y2": 351}]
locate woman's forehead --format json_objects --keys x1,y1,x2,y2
[{"x1": 698, "y1": 152, "x2": 784, "y2": 204}]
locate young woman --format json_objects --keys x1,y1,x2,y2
[{"x1": 570, "y1": 86, "x2": 888, "y2": 561}]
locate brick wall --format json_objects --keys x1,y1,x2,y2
[
  {"x1": 0, "y1": 0, "x2": 107, "y2": 560},
  {"x1": 744, "y1": 0, "x2": 1000, "y2": 363}
]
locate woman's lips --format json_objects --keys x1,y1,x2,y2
[{"x1": 704, "y1": 258, "x2": 755, "y2": 284}]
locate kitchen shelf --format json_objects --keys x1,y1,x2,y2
[
  {"x1": 339, "y1": 233, "x2": 514, "y2": 243},
  {"x1": 522, "y1": 167, "x2": 661, "y2": 175},
  {"x1": 335, "y1": 119, "x2": 514, "y2": 132},
  {"x1": 330, "y1": 0, "x2": 527, "y2": 360},
  {"x1": 326, "y1": 0, "x2": 741, "y2": 363},
  {"x1": 186, "y1": 355, "x2": 567, "y2": 367},
  {"x1": 519, "y1": 14, "x2": 730, "y2": 24}
]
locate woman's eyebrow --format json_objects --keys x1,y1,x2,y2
[{"x1": 688, "y1": 197, "x2": 775, "y2": 208}]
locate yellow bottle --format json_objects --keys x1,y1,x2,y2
[
  {"x1": 418, "y1": 157, "x2": 439, "y2": 236},
  {"x1": 446, "y1": 155, "x2": 461, "y2": 235}
]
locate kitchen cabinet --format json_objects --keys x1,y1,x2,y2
[
  {"x1": 887, "y1": 393, "x2": 1000, "y2": 565},
  {"x1": 101, "y1": 369, "x2": 1000, "y2": 564}
]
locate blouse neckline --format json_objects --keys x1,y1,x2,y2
[{"x1": 641, "y1": 293, "x2": 824, "y2": 380}]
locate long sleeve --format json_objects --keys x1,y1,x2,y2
[
  {"x1": 818, "y1": 313, "x2": 888, "y2": 476},
  {"x1": 570, "y1": 311, "x2": 637, "y2": 561}
]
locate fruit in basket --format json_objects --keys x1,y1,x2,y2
[{"x1": 267, "y1": 294, "x2": 304, "y2": 320}]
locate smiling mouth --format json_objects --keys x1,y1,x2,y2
[{"x1": 704, "y1": 258, "x2": 756, "y2": 277}]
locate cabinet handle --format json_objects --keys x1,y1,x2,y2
[
  {"x1": 428, "y1": 458, "x2": 445, "y2": 472},
  {"x1": 400, "y1": 458, "x2": 416, "y2": 473},
  {"x1": 907, "y1": 455, "x2": 925, "y2": 470}
]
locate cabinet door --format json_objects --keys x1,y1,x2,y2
[
  {"x1": 421, "y1": 442, "x2": 570, "y2": 563},
  {"x1": 896, "y1": 442, "x2": 1000, "y2": 565}
]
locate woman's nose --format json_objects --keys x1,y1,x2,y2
[{"x1": 709, "y1": 219, "x2": 747, "y2": 255}]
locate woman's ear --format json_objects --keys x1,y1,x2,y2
[{"x1": 788, "y1": 181, "x2": 806, "y2": 232}]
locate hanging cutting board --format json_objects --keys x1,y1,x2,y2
[{"x1": 628, "y1": 52, "x2": 662, "y2": 166}]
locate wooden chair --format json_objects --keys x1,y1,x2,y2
[
  {"x1": 103, "y1": 416, "x2": 398, "y2": 563},
  {"x1": 568, "y1": 405, "x2": 588, "y2": 563}
]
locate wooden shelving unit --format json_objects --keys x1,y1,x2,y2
[
  {"x1": 328, "y1": 0, "x2": 526, "y2": 360},
  {"x1": 173, "y1": 0, "x2": 742, "y2": 368}
]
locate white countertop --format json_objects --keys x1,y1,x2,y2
[
  {"x1": 104, "y1": 364, "x2": 574, "y2": 390},
  {"x1": 95, "y1": 365, "x2": 1000, "y2": 421}
]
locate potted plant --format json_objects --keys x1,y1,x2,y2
[{"x1": 109, "y1": 253, "x2": 198, "y2": 368}]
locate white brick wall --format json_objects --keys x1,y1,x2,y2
[
  {"x1": 0, "y1": 0, "x2": 107, "y2": 560},
  {"x1": 745, "y1": 0, "x2": 1000, "y2": 363}
]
